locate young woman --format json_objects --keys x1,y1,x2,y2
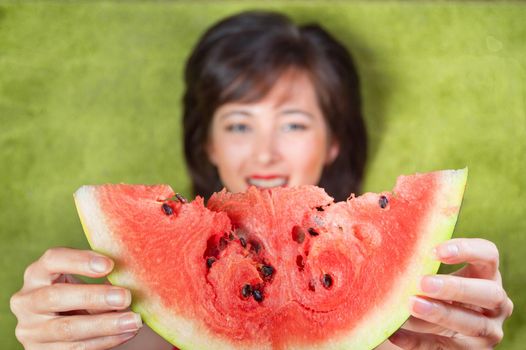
[{"x1": 10, "y1": 11, "x2": 512, "y2": 350}]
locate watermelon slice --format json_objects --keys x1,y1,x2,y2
[{"x1": 74, "y1": 169, "x2": 467, "y2": 350}]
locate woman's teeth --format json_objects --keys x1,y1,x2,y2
[{"x1": 247, "y1": 177, "x2": 288, "y2": 188}]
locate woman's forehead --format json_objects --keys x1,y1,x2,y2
[{"x1": 219, "y1": 68, "x2": 319, "y2": 110}]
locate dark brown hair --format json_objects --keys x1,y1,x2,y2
[{"x1": 183, "y1": 11, "x2": 367, "y2": 201}]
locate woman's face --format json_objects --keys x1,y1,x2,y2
[{"x1": 207, "y1": 69, "x2": 339, "y2": 193}]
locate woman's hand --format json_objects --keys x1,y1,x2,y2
[
  {"x1": 389, "y1": 238, "x2": 513, "y2": 349},
  {"x1": 10, "y1": 247, "x2": 143, "y2": 349}
]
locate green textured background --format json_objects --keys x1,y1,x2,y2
[{"x1": 1, "y1": 1, "x2": 525, "y2": 349}]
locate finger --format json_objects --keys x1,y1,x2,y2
[
  {"x1": 389, "y1": 328, "x2": 476, "y2": 349},
  {"x1": 20, "y1": 283, "x2": 131, "y2": 314},
  {"x1": 419, "y1": 274, "x2": 508, "y2": 310},
  {"x1": 409, "y1": 296, "x2": 504, "y2": 345},
  {"x1": 83, "y1": 278, "x2": 117, "y2": 315},
  {"x1": 401, "y1": 315, "x2": 450, "y2": 335},
  {"x1": 78, "y1": 275, "x2": 117, "y2": 315},
  {"x1": 486, "y1": 293, "x2": 514, "y2": 319},
  {"x1": 33, "y1": 311, "x2": 142, "y2": 342},
  {"x1": 449, "y1": 263, "x2": 502, "y2": 282},
  {"x1": 40, "y1": 332, "x2": 138, "y2": 350},
  {"x1": 434, "y1": 238, "x2": 499, "y2": 279},
  {"x1": 23, "y1": 247, "x2": 114, "y2": 290}
]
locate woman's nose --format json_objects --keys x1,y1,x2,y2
[{"x1": 253, "y1": 130, "x2": 279, "y2": 165}]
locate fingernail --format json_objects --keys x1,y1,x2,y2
[
  {"x1": 90, "y1": 256, "x2": 111, "y2": 273},
  {"x1": 421, "y1": 276, "x2": 443, "y2": 294},
  {"x1": 389, "y1": 329, "x2": 410, "y2": 346},
  {"x1": 432, "y1": 247, "x2": 439, "y2": 259},
  {"x1": 119, "y1": 313, "x2": 142, "y2": 332},
  {"x1": 437, "y1": 243, "x2": 459, "y2": 259},
  {"x1": 411, "y1": 296, "x2": 435, "y2": 315},
  {"x1": 106, "y1": 289, "x2": 128, "y2": 307}
]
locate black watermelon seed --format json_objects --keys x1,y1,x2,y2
[
  {"x1": 292, "y1": 226, "x2": 305, "y2": 244},
  {"x1": 307, "y1": 228, "x2": 319, "y2": 237},
  {"x1": 162, "y1": 203, "x2": 173, "y2": 215},
  {"x1": 379, "y1": 195, "x2": 388, "y2": 209},
  {"x1": 206, "y1": 257, "x2": 216, "y2": 268},
  {"x1": 241, "y1": 284, "x2": 252, "y2": 298},
  {"x1": 252, "y1": 289, "x2": 264, "y2": 302},
  {"x1": 240, "y1": 237, "x2": 247, "y2": 248},
  {"x1": 315, "y1": 206, "x2": 324, "y2": 212},
  {"x1": 175, "y1": 193, "x2": 187, "y2": 203},
  {"x1": 261, "y1": 265, "x2": 275, "y2": 278},
  {"x1": 322, "y1": 274, "x2": 333, "y2": 289}
]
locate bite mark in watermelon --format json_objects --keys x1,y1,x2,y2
[{"x1": 74, "y1": 169, "x2": 467, "y2": 350}]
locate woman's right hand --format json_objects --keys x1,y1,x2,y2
[{"x1": 10, "y1": 247, "x2": 143, "y2": 349}]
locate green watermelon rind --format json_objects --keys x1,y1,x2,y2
[
  {"x1": 74, "y1": 168, "x2": 467, "y2": 350},
  {"x1": 331, "y1": 168, "x2": 468, "y2": 350},
  {"x1": 75, "y1": 186, "x2": 238, "y2": 349}
]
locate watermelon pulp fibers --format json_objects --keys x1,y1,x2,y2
[{"x1": 74, "y1": 169, "x2": 467, "y2": 350}]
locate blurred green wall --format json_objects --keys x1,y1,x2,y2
[{"x1": 1, "y1": 1, "x2": 524, "y2": 349}]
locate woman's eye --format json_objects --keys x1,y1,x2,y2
[
  {"x1": 282, "y1": 123, "x2": 308, "y2": 132},
  {"x1": 225, "y1": 123, "x2": 250, "y2": 133}
]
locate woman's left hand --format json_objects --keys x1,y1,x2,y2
[{"x1": 389, "y1": 238, "x2": 513, "y2": 349}]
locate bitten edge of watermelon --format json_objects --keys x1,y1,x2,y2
[
  {"x1": 342, "y1": 168, "x2": 468, "y2": 350},
  {"x1": 73, "y1": 168, "x2": 468, "y2": 350}
]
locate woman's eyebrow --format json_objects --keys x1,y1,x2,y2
[
  {"x1": 219, "y1": 110, "x2": 252, "y2": 120},
  {"x1": 280, "y1": 108, "x2": 314, "y2": 119}
]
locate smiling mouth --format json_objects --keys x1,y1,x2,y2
[{"x1": 246, "y1": 176, "x2": 288, "y2": 189}]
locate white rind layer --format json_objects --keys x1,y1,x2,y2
[
  {"x1": 74, "y1": 186, "x2": 245, "y2": 350},
  {"x1": 74, "y1": 168, "x2": 467, "y2": 350},
  {"x1": 310, "y1": 168, "x2": 468, "y2": 350}
]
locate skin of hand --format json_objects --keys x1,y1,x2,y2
[
  {"x1": 388, "y1": 238, "x2": 513, "y2": 349},
  {"x1": 10, "y1": 247, "x2": 144, "y2": 350},
  {"x1": 10, "y1": 238, "x2": 512, "y2": 350}
]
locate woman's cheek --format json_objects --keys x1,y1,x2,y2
[
  {"x1": 215, "y1": 133, "x2": 252, "y2": 164},
  {"x1": 284, "y1": 135, "x2": 327, "y2": 186}
]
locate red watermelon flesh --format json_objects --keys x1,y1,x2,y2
[{"x1": 74, "y1": 169, "x2": 467, "y2": 350}]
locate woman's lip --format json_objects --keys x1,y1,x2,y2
[{"x1": 248, "y1": 174, "x2": 286, "y2": 180}]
